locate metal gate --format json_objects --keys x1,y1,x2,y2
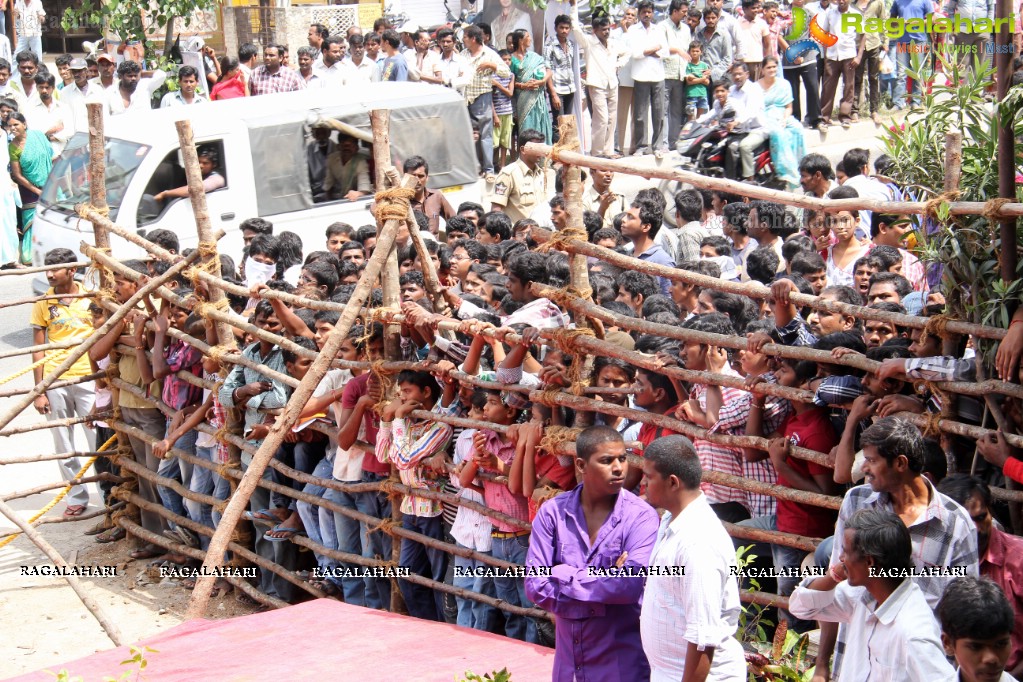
[{"x1": 234, "y1": 4, "x2": 282, "y2": 50}]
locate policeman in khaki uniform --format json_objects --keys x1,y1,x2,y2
[{"x1": 490, "y1": 129, "x2": 550, "y2": 223}]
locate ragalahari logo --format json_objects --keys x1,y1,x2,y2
[{"x1": 783, "y1": 8, "x2": 838, "y2": 64}]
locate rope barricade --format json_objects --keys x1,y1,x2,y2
[{"x1": 4, "y1": 113, "x2": 1022, "y2": 641}]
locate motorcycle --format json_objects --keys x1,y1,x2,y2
[{"x1": 676, "y1": 108, "x2": 782, "y2": 189}]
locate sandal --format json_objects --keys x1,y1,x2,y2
[
  {"x1": 236, "y1": 591, "x2": 261, "y2": 607},
  {"x1": 63, "y1": 505, "x2": 87, "y2": 518},
  {"x1": 211, "y1": 578, "x2": 234, "y2": 598},
  {"x1": 263, "y1": 524, "x2": 304, "y2": 543},
  {"x1": 129, "y1": 544, "x2": 163, "y2": 560},
  {"x1": 244, "y1": 509, "x2": 286, "y2": 523},
  {"x1": 96, "y1": 527, "x2": 126, "y2": 543},
  {"x1": 309, "y1": 578, "x2": 342, "y2": 597}
]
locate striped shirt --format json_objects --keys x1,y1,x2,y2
[
  {"x1": 376, "y1": 415, "x2": 453, "y2": 517},
  {"x1": 692, "y1": 366, "x2": 749, "y2": 506},
  {"x1": 477, "y1": 429, "x2": 531, "y2": 532},
  {"x1": 736, "y1": 374, "x2": 793, "y2": 517},
  {"x1": 449, "y1": 429, "x2": 493, "y2": 551},
  {"x1": 248, "y1": 65, "x2": 306, "y2": 95}
]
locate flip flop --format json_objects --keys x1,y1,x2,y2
[
  {"x1": 244, "y1": 509, "x2": 282, "y2": 523},
  {"x1": 263, "y1": 524, "x2": 304, "y2": 542},
  {"x1": 63, "y1": 505, "x2": 87, "y2": 518}
]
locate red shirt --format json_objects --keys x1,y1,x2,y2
[
  {"x1": 341, "y1": 373, "x2": 389, "y2": 475},
  {"x1": 637, "y1": 403, "x2": 683, "y2": 449},
  {"x1": 527, "y1": 453, "x2": 576, "y2": 522},
  {"x1": 775, "y1": 408, "x2": 839, "y2": 538},
  {"x1": 982, "y1": 526, "x2": 1023, "y2": 673}
]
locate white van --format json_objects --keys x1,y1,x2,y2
[{"x1": 32, "y1": 82, "x2": 482, "y2": 292}]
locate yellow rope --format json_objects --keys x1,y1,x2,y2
[
  {"x1": 0, "y1": 434, "x2": 118, "y2": 549},
  {"x1": 0, "y1": 348, "x2": 70, "y2": 386}
]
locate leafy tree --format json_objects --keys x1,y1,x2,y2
[
  {"x1": 881, "y1": 52, "x2": 1023, "y2": 369},
  {"x1": 63, "y1": 0, "x2": 219, "y2": 58}
]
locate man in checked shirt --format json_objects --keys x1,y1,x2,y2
[{"x1": 813, "y1": 417, "x2": 978, "y2": 682}]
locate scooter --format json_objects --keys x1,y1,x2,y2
[{"x1": 676, "y1": 109, "x2": 781, "y2": 188}]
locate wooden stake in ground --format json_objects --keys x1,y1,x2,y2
[
  {"x1": 185, "y1": 173, "x2": 418, "y2": 619},
  {"x1": 0, "y1": 496, "x2": 124, "y2": 645},
  {"x1": 86, "y1": 102, "x2": 112, "y2": 292}
]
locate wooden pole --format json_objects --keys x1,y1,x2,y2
[
  {"x1": 995, "y1": 0, "x2": 1017, "y2": 281},
  {"x1": 86, "y1": 102, "x2": 111, "y2": 292},
  {"x1": 175, "y1": 120, "x2": 235, "y2": 353},
  {"x1": 523, "y1": 142, "x2": 1023, "y2": 220},
  {"x1": 0, "y1": 261, "x2": 89, "y2": 277},
  {"x1": 369, "y1": 108, "x2": 408, "y2": 614},
  {"x1": 0, "y1": 292, "x2": 96, "y2": 310},
  {"x1": 185, "y1": 174, "x2": 418, "y2": 620},
  {"x1": 0, "y1": 250, "x2": 200, "y2": 434},
  {"x1": 0, "y1": 496, "x2": 124, "y2": 645}
]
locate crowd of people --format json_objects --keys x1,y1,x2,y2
[
  {"x1": 12, "y1": 1, "x2": 1023, "y2": 680},
  {"x1": 28, "y1": 128, "x2": 1023, "y2": 678}
]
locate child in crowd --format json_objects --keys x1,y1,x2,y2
[
  {"x1": 683, "y1": 42, "x2": 711, "y2": 121},
  {"x1": 492, "y1": 50, "x2": 515, "y2": 171}
]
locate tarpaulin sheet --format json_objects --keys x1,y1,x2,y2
[{"x1": 7, "y1": 599, "x2": 555, "y2": 682}]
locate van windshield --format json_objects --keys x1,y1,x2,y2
[{"x1": 40, "y1": 133, "x2": 150, "y2": 220}]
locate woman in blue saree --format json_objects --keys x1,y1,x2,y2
[
  {"x1": 509, "y1": 29, "x2": 552, "y2": 145},
  {"x1": 9, "y1": 112, "x2": 52, "y2": 265},
  {"x1": 756, "y1": 57, "x2": 805, "y2": 189}
]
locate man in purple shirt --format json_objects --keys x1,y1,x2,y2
[{"x1": 525, "y1": 425, "x2": 660, "y2": 681}]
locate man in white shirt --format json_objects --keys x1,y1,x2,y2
[
  {"x1": 10, "y1": 50, "x2": 39, "y2": 103},
  {"x1": 13, "y1": 0, "x2": 44, "y2": 63},
  {"x1": 106, "y1": 61, "x2": 166, "y2": 116},
  {"x1": 817, "y1": 0, "x2": 865, "y2": 130},
  {"x1": 661, "y1": 0, "x2": 692, "y2": 152},
  {"x1": 238, "y1": 42, "x2": 258, "y2": 95},
  {"x1": 641, "y1": 436, "x2": 746, "y2": 682},
  {"x1": 341, "y1": 34, "x2": 379, "y2": 85},
  {"x1": 296, "y1": 46, "x2": 323, "y2": 88},
  {"x1": 628, "y1": 0, "x2": 669, "y2": 157},
  {"x1": 790, "y1": 508, "x2": 955, "y2": 682},
  {"x1": 838, "y1": 147, "x2": 892, "y2": 237},
  {"x1": 61, "y1": 58, "x2": 98, "y2": 135},
  {"x1": 411, "y1": 30, "x2": 442, "y2": 85},
  {"x1": 570, "y1": 0, "x2": 626, "y2": 157},
  {"x1": 24, "y1": 72, "x2": 68, "y2": 157},
  {"x1": 435, "y1": 28, "x2": 469, "y2": 94},
  {"x1": 314, "y1": 36, "x2": 345, "y2": 87},
  {"x1": 160, "y1": 65, "x2": 208, "y2": 107},
  {"x1": 725, "y1": 62, "x2": 766, "y2": 180}
]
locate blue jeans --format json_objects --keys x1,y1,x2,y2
[
  {"x1": 188, "y1": 445, "x2": 217, "y2": 547},
  {"x1": 399, "y1": 513, "x2": 448, "y2": 621},
  {"x1": 296, "y1": 457, "x2": 337, "y2": 572},
  {"x1": 211, "y1": 463, "x2": 232, "y2": 527},
  {"x1": 491, "y1": 533, "x2": 537, "y2": 643},
  {"x1": 14, "y1": 35, "x2": 41, "y2": 63},
  {"x1": 324, "y1": 481, "x2": 367, "y2": 606},
  {"x1": 271, "y1": 440, "x2": 325, "y2": 511},
  {"x1": 893, "y1": 42, "x2": 925, "y2": 108},
  {"x1": 356, "y1": 471, "x2": 392, "y2": 610},
  {"x1": 244, "y1": 462, "x2": 298, "y2": 602},
  {"x1": 158, "y1": 422, "x2": 197, "y2": 526},
  {"x1": 453, "y1": 543, "x2": 497, "y2": 630},
  {"x1": 815, "y1": 535, "x2": 834, "y2": 568},
  {"x1": 468, "y1": 92, "x2": 495, "y2": 173}
]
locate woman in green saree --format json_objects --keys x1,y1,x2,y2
[
  {"x1": 509, "y1": 29, "x2": 552, "y2": 145},
  {"x1": 9, "y1": 113, "x2": 53, "y2": 265}
]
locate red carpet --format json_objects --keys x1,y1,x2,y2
[{"x1": 7, "y1": 600, "x2": 555, "y2": 681}]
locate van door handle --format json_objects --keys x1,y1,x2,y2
[{"x1": 221, "y1": 212, "x2": 235, "y2": 220}]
